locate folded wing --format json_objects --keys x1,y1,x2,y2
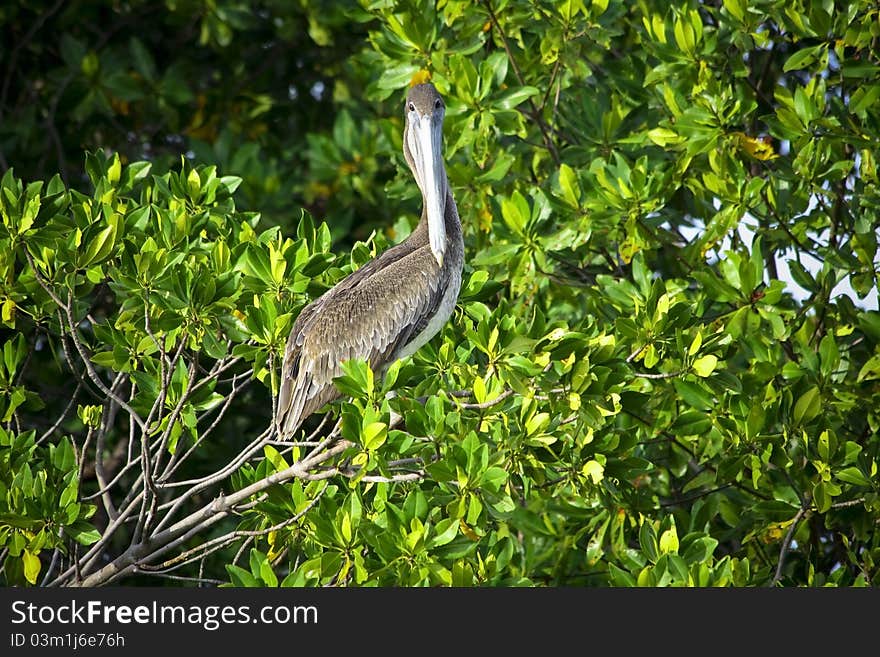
[{"x1": 274, "y1": 243, "x2": 446, "y2": 439}]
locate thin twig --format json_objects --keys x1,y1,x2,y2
[
  {"x1": 133, "y1": 573, "x2": 226, "y2": 586},
  {"x1": 36, "y1": 380, "x2": 83, "y2": 445},
  {"x1": 72, "y1": 438, "x2": 353, "y2": 586},
  {"x1": 25, "y1": 254, "x2": 149, "y2": 433},
  {"x1": 483, "y1": 0, "x2": 560, "y2": 165},
  {"x1": 138, "y1": 483, "x2": 328, "y2": 575},
  {"x1": 632, "y1": 368, "x2": 688, "y2": 380},
  {"x1": 159, "y1": 371, "x2": 252, "y2": 482},
  {"x1": 626, "y1": 343, "x2": 648, "y2": 363},
  {"x1": 456, "y1": 388, "x2": 514, "y2": 410},
  {"x1": 770, "y1": 500, "x2": 811, "y2": 587}
]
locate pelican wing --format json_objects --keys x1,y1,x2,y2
[{"x1": 275, "y1": 242, "x2": 447, "y2": 439}]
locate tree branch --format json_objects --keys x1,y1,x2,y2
[
  {"x1": 770, "y1": 499, "x2": 811, "y2": 587},
  {"x1": 70, "y1": 438, "x2": 354, "y2": 586},
  {"x1": 456, "y1": 388, "x2": 514, "y2": 410},
  {"x1": 483, "y1": 0, "x2": 561, "y2": 165}
]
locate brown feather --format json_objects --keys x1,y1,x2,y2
[{"x1": 274, "y1": 83, "x2": 463, "y2": 439}]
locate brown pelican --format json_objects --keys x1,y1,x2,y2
[{"x1": 274, "y1": 83, "x2": 463, "y2": 439}]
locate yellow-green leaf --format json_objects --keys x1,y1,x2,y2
[
  {"x1": 263, "y1": 445, "x2": 289, "y2": 472},
  {"x1": 340, "y1": 511, "x2": 352, "y2": 544},
  {"x1": 647, "y1": 127, "x2": 684, "y2": 147},
  {"x1": 688, "y1": 331, "x2": 702, "y2": 356},
  {"x1": 107, "y1": 154, "x2": 121, "y2": 185},
  {"x1": 2, "y1": 298, "x2": 15, "y2": 326},
  {"x1": 692, "y1": 354, "x2": 717, "y2": 377},
  {"x1": 591, "y1": 0, "x2": 609, "y2": 16},
  {"x1": 23, "y1": 549, "x2": 41, "y2": 584},
  {"x1": 363, "y1": 421, "x2": 387, "y2": 451},
  {"x1": 187, "y1": 168, "x2": 201, "y2": 198},
  {"x1": 659, "y1": 527, "x2": 679, "y2": 554},
  {"x1": 857, "y1": 354, "x2": 880, "y2": 382},
  {"x1": 582, "y1": 460, "x2": 604, "y2": 484},
  {"x1": 558, "y1": 163, "x2": 581, "y2": 207},
  {"x1": 723, "y1": 0, "x2": 745, "y2": 21},
  {"x1": 525, "y1": 412, "x2": 550, "y2": 436},
  {"x1": 473, "y1": 376, "x2": 487, "y2": 405}
]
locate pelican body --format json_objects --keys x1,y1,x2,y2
[{"x1": 275, "y1": 83, "x2": 463, "y2": 439}]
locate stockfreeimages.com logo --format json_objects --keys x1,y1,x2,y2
[{"x1": 11, "y1": 600, "x2": 317, "y2": 632}]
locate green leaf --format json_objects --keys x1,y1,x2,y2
[
  {"x1": 493, "y1": 86, "x2": 539, "y2": 110},
  {"x1": 665, "y1": 553, "x2": 689, "y2": 582},
  {"x1": 722, "y1": 0, "x2": 745, "y2": 21},
  {"x1": 557, "y1": 163, "x2": 581, "y2": 207},
  {"x1": 66, "y1": 521, "x2": 101, "y2": 546},
  {"x1": 671, "y1": 410, "x2": 712, "y2": 436},
  {"x1": 120, "y1": 162, "x2": 152, "y2": 191},
  {"x1": 480, "y1": 466, "x2": 507, "y2": 492},
  {"x1": 850, "y1": 85, "x2": 880, "y2": 117},
  {"x1": 608, "y1": 563, "x2": 637, "y2": 586},
  {"x1": 793, "y1": 386, "x2": 821, "y2": 426},
  {"x1": 813, "y1": 481, "x2": 832, "y2": 514},
  {"x1": 80, "y1": 213, "x2": 120, "y2": 267},
  {"x1": 783, "y1": 45, "x2": 823, "y2": 72},
  {"x1": 264, "y1": 445, "x2": 289, "y2": 472},
  {"x1": 673, "y1": 379, "x2": 714, "y2": 411},
  {"x1": 639, "y1": 522, "x2": 658, "y2": 563},
  {"x1": 835, "y1": 467, "x2": 871, "y2": 487},
  {"x1": 226, "y1": 564, "x2": 260, "y2": 587},
  {"x1": 525, "y1": 412, "x2": 550, "y2": 436},
  {"x1": 60, "y1": 34, "x2": 86, "y2": 70},
  {"x1": 427, "y1": 518, "x2": 459, "y2": 548},
  {"x1": 681, "y1": 535, "x2": 718, "y2": 564},
  {"x1": 129, "y1": 36, "x2": 157, "y2": 80},
  {"x1": 51, "y1": 436, "x2": 76, "y2": 471},
  {"x1": 251, "y1": 549, "x2": 278, "y2": 587},
  {"x1": 857, "y1": 354, "x2": 880, "y2": 382},
  {"x1": 334, "y1": 358, "x2": 374, "y2": 398},
  {"x1": 220, "y1": 176, "x2": 242, "y2": 194},
  {"x1": 500, "y1": 191, "x2": 530, "y2": 235},
  {"x1": 793, "y1": 86, "x2": 817, "y2": 123}
]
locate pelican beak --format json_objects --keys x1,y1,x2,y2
[{"x1": 408, "y1": 110, "x2": 447, "y2": 266}]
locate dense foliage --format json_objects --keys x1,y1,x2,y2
[{"x1": 1, "y1": 0, "x2": 878, "y2": 587}]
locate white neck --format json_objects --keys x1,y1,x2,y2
[{"x1": 427, "y1": 182, "x2": 447, "y2": 267}]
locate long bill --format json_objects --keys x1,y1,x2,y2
[{"x1": 409, "y1": 112, "x2": 447, "y2": 266}]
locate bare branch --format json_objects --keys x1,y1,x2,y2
[
  {"x1": 25, "y1": 254, "x2": 149, "y2": 433},
  {"x1": 626, "y1": 343, "x2": 648, "y2": 363},
  {"x1": 159, "y1": 371, "x2": 252, "y2": 482},
  {"x1": 136, "y1": 483, "x2": 328, "y2": 576},
  {"x1": 49, "y1": 487, "x2": 145, "y2": 585},
  {"x1": 36, "y1": 380, "x2": 83, "y2": 445},
  {"x1": 71, "y1": 438, "x2": 354, "y2": 586},
  {"x1": 631, "y1": 368, "x2": 689, "y2": 380}
]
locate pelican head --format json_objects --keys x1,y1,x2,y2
[{"x1": 403, "y1": 83, "x2": 448, "y2": 267}]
